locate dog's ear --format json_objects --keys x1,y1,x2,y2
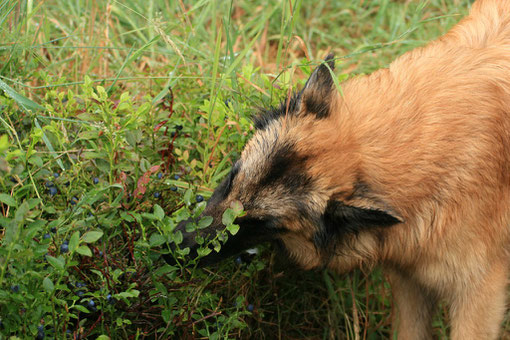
[
  {"x1": 315, "y1": 199, "x2": 402, "y2": 250},
  {"x1": 301, "y1": 53, "x2": 336, "y2": 119}
]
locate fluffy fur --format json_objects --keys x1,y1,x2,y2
[{"x1": 169, "y1": 1, "x2": 510, "y2": 338}]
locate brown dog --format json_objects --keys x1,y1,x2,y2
[{"x1": 168, "y1": 1, "x2": 510, "y2": 338}]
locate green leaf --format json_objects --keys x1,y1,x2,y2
[
  {"x1": 183, "y1": 189, "x2": 193, "y2": 206},
  {"x1": 154, "y1": 204, "x2": 164, "y2": 221},
  {"x1": 73, "y1": 305, "x2": 90, "y2": 313},
  {"x1": 227, "y1": 223, "x2": 240, "y2": 236},
  {"x1": 197, "y1": 247, "x2": 212, "y2": 257},
  {"x1": 222, "y1": 208, "x2": 236, "y2": 226},
  {"x1": 0, "y1": 193, "x2": 16, "y2": 207},
  {"x1": 82, "y1": 230, "x2": 104, "y2": 243},
  {"x1": 46, "y1": 255, "x2": 65, "y2": 270},
  {"x1": 43, "y1": 277, "x2": 54, "y2": 293},
  {"x1": 0, "y1": 78, "x2": 45, "y2": 112},
  {"x1": 96, "y1": 336, "x2": 111, "y2": 340},
  {"x1": 76, "y1": 245, "x2": 92, "y2": 257},
  {"x1": 198, "y1": 216, "x2": 213, "y2": 229},
  {"x1": 69, "y1": 231, "x2": 80, "y2": 253},
  {"x1": 229, "y1": 200, "x2": 244, "y2": 215},
  {"x1": 149, "y1": 233, "x2": 166, "y2": 247}
]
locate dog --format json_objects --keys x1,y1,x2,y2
[{"x1": 167, "y1": 1, "x2": 510, "y2": 338}]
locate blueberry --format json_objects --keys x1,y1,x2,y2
[
  {"x1": 49, "y1": 187, "x2": 58, "y2": 196},
  {"x1": 157, "y1": 172, "x2": 163, "y2": 179},
  {"x1": 9, "y1": 176, "x2": 16, "y2": 183},
  {"x1": 63, "y1": 239, "x2": 69, "y2": 245},
  {"x1": 106, "y1": 294, "x2": 113, "y2": 304},
  {"x1": 247, "y1": 304, "x2": 254, "y2": 312},
  {"x1": 11, "y1": 285, "x2": 19, "y2": 293},
  {"x1": 98, "y1": 251, "x2": 103, "y2": 257},
  {"x1": 50, "y1": 227, "x2": 56, "y2": 233},
  {"x1": 196, "y1": 195, "x2": 204, "y2": 203},
  {"x1": 88, "y1": 212, "x2": 93, "y2": 217},
  {"x1": 170, "y1": 186, "x2": 177, "y2": 192},
  {"x1": 170, "y1": 131, "x2": 176, "y2": 138},
  {"x1": 36, "y1": 330, "x2": 45, "y2": 340},
  {"x1": 70, "y1": 196, "x2": 78, "y2": 205},
  {"x1": 45, "y1": 181, "x2": 54, "y2": 188},
  {"x1": 88, "y1": 299, "x2": 95, "y2": 307},
  {"x1": 176, "y1": 125, "x2": 183, "y2": 131},
  {"x1": 76, "y1": 282, "x2": 85, "y2": 288},
  {"x1": 76, "y1": 291, "x2": 84, "y2": 297},
  {"x1": 43, "y1": 233, "x2": 51, "y2": 240},
  {"x1": 37, "y1": 325, "x2": 44, "y2": 332},
  {"x1": 154, "y1": 192, "x2": 161, "y2": 198},
  {"x1": 65, "y1": 181, "x2": 70, "y2": 187},
  {"x1": 224, "y1": 99, "x2": 231, "y2": 107},
  {"x1": 93, "y1": 177, "x2": 99, "y2": 184},
  {"x1": 235, "y1": 256, "x2": 242, "y2": 265},
  {"x1": 61, "y1": 243, "x2": 69, "y2": 253},
  {"x1": 174, "y1": 174, "x2": 180, "y2": 180},
  {"x1": 53, "y1": 172, "x2": 59, "y2": 178}
]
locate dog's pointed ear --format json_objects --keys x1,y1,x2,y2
[
  {"x1": 315, "y1": 199, "x2": 403, "y2": 250},
  {"x1": 301, "y1": 53, "x2": 336, "y2": 119}
]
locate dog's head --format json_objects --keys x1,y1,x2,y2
[{"x1": 166, "y1": 54, "x2": 403, "y2": 269}]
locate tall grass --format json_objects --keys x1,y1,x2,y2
[{"x1": 0, "y1": 0, "x2": 479, "y2": 338}]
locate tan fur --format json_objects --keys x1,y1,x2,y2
[{"x1": 277, "y1": 1, "x2": 510, "y2": 338}]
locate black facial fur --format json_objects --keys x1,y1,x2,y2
[
  {"x1": 314, "y1": 199, "x2": 401, "y2": 251},
  {"x1": 254, "y1": 92, "x2": 302, "y2": 130},
  {"x1": 208, "y1": 161, "x2": 241, "y2": 204},
  {"x1": 254, "y1": 54, "x2": 336, "y2": 130}
]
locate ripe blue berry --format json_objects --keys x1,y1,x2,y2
[
  {"x1": 154, "y1": 192, "x2": 161, "y2": 198},
  {"x1": 157, "y1": 172, "x2": 163, "y2": 179},
  {"x1": 196, "y1": 195, "x2": 204, "y2": 203},
  {"x1": 98, "y1": 251, "x2": 103, "y2": 257},
  {"x1": 51, "y1": 227, "x2": 56, "y2": 233},
  {"x1": 93, "y1": 177, "x2": 99, "y2": 184},
  {"x1": 43, "y1": 233, "x2": 51, "y2": 240},
  {"x1": 174, "y1": 174, "x2": 180, "y2": 180},
  {"x1": 88, "y1": 299, "x2": 95, "y2": 307},
  {"x1": 170, "y1": 131, "x2": 176, "y2": 137},
  {"x1": 247, "y1": 304, "x2": 254, "y2": 312},
  {"x1": 170, "y1": 186, "x2": 177, "y2": 192},
  {"x1": 11, "y1": 285, "x2": 19, "y2": 293},
  {"x1": 37, "y1": 325, "x2": 44, "y2": 332},
  {"x1": 53, "y1": 172, "x2": 59, "y2": 178},
  {"x1": 49, "y1": 187, "x2": 58, "y2": 196},
  {"x1": 63, "y1": 239, "x2": 69, "y2": 245},
  {"x1": 235, "y1": 256, "x2": 242, "y2": 265},
  {"x1": 45, "y1": 181, "x2": 54, "y2": 188},
  {"x1": 70, "y1": 196, "x2": 78, "y2": 205},
  {"x1": 106, "y1": 294, "x2": 113, "y2": 304},
  {"x1": 76, "y1": 290, "x2": 84, "y2": 297},
  {"x1": 61, "y1": 243, "x2": 69, "y2": 253},
  {"x1": 176, "y1": 125, "x2": 183, "y2": 131}
]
